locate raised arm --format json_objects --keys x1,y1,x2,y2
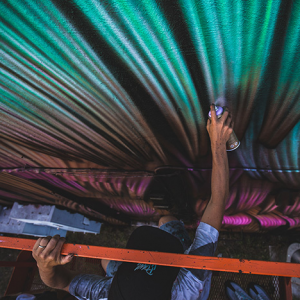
[{"x1": 201, "y1": 105, "x2": 233, "y2": 232}]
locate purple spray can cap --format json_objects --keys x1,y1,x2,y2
[{"x1": 208, "y1": 105, "x2": 223, "y2": 119}]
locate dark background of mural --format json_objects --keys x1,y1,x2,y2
[{"x1": 0, "y1": 0, "x2": 299, "y2": 231}]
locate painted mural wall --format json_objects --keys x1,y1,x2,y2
[{"x1": 0, "y1": 0, "x2": 299, "y2": 230}]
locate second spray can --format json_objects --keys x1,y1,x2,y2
[{"x1": 208, "y1": 105, "x2": 240, "y2": 151}]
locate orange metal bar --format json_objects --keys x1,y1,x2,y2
[
  {"x1": 1, "y1": 236, "x2": 299, "y2": 278},
  {"x1": 5, "y1": 250, "x2": 37, "y2": 296},
  {"x1": 283, "y1": 277, "x2": 293, "y2": 300}
]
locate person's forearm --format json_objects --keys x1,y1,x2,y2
[
  {"x1": 38, "y1": 265, "x2": 73, "y2": 290},
  {"x1": 201, "y1": 143, "x2": 229, "y2": 231},
  {"x1": 211, "y1": 143, "x2": 229, "y2": 207}
]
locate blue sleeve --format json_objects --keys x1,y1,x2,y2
[
  {"x1": 171, "y1": 222, "x2": 219, "y2": 300},
  {"x1": 69, "y1": 274, "x2": 113, "y2": 300},
  {"x1": 187, "y1": 222, "x2": 219, "y2": 254},
  {"x1": 185, "y1": 222, "x2": 219, "y2": 280}
]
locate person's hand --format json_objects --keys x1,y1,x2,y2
[
  {"x1": 206, "y1": 104, "x2": 234, "y2": 150},
  {"x1": 32, "y1": 235, "x2": 73, "y2": 271}
]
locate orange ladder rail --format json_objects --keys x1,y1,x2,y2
[{"x1": 0, "y1": 236, "x2": 299, "y2": 278}]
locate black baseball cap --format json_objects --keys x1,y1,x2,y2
[{"x1": 108, "y1": 226, "x2": 184, "y2": 300}]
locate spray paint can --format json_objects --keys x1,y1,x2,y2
[{"x1": 208, "y1": 105, "x2": 240, "y2": 151}]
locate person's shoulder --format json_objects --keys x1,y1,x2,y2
[{"x1": 197, "y1": 222, "x2": 219, "y2": 243}]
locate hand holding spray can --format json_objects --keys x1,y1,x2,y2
[{"x1": 208, "y1": 105, "x2": 240, "y2": 151}]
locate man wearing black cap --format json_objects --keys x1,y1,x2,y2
[{"x1": 32, "y1": 105, "x2": 233, "y2": 300}]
